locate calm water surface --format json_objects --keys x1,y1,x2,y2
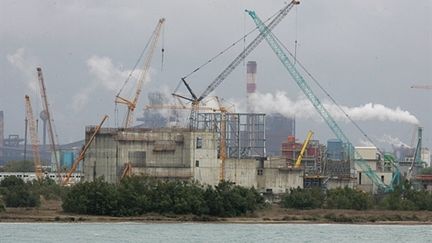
[{"x1": 1, "y1": 223, "x2": 431, "y2": 242}]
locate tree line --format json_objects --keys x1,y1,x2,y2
[
  {"x1": 0, "y1": 176, "x2": 63, "y2": 208},
  {"x1": 282, "y1": 181, "x2": 432, "y2": 211},
  {"x1": 62, "y1": 176, "x2": 264, "y2": 217},
  {"x1": 2, "y1": 175, "x2": 432, "y2": 215}
]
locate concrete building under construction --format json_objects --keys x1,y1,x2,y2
[{"x1": 83, "y1": 115, "x2": 303, "y2": 194}]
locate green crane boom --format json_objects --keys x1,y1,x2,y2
[{"x1": 246, "y1": 9, "x2": 391, "y2": 192}]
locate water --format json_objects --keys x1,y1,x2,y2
[{"x1": 0, "y1": 223, "x2": 431, "y2": 242}]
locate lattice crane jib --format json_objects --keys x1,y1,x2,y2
[
  {"x1": 37, "y1": 67, "x2": 61, "y2": 181},
  {"x1": 116, "y1": 18, "x2": 165, "y2": 128},
  {"x1": 246, "y1": 9, "x2": 390, "y2": 191},
  {"x1": 62, "y1": 115, "x2": 108, "y2": 186},
  {"x1": 24, "y1": 95, "x2": 43, "y2": 180},
  {"x1": 174, "y1": 1, "x2": 299, "y2": 127}
]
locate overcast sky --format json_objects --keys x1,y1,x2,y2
[{"x1": 1, "y1": 0, "x2": 431, "y2": 152}]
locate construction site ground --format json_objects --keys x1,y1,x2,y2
[{"x1": 1, "y1": 199, "x2": 432, "y2": 224}]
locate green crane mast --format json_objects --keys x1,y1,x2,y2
[{"x1": 246, "y1": 9, "x2": 391, "y2": 192}]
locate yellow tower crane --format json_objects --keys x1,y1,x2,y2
[
  {"x1": 115, "y1": 18, "x2": 165, "y2": 128},
  {"x1": 24, "y1": 95, "x2": 43, "y2": 180},
  {"x1": 294, "y1": 131, "x2": 314, "y2": 169}
]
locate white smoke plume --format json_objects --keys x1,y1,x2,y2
[
  {"x1": 72, "y1": 55, "x2": 149, "y2": 112},
  {"x1": 7, "y1": 48, "x2": 39, "y2": 94},
  {"x1": 377, "y1": 134, "x2": 411, "y2": 148},
  {"x1": 358, "y1": 138, "x2": 375, "y2": 147},
  {"x1": 249, "y1": 91, "x2": 419, "y2": 125},
  {"x1": 86, "y1": 55, "x2": 143, "y2": 91}
]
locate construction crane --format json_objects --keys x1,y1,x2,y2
[
  {"x1": 172, "y1": 1, "x2": 299, "y2": 126},
  {"x1": 62, "y1": 115, "x2": 108, "y2": 186},
  {"x1": 410, "y1": 85, "x2": 432, "y2": 90},
  {"x1": 247, "y1": 9, "x2": 392, "y2": 192},
  {"x1": 295, "y1": 131, "x2": 314, "y2": 169},
  {"x1": 24, "y1": 95, "x2": 43, "y2": 180},
  {"x1": 407, "y1": 127, "x2": 423, "y2": 181},
  {"x1": 37, "y1": 67, "x2": 61, "y2": 182},
  {"x1": 115, "y1": 18, "x2": 165, "y2": 128},
  {"x1": 215, "y1": 97, "x2": 228, "y2": 181},
  {"x1": 121, "y1": 162, "x2": 133, "y2": 180}
]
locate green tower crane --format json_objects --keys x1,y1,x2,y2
[{"x1": 246, "y1": 9, "x2": 392, "y2": 192}]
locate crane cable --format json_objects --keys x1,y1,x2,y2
[
  {"x1": 114, "y1": 23, "x2": 162, "y2": 127},
  {"x1": 271, "y1": 32, "x2": 382, "y2": 153},
  {"x1": 173, "y1": 5, "x2": 289, "y2": 94},
  {"x1": 294, "y1": 4, "x2": 298, "y2": 65},
  {"x1": 116, "y1": 27, "x2": 157, "y2": 98},
  {"x1": 161, "y1": 24, "x2": 165, "y2": 72}
]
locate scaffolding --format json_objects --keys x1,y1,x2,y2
[{"x1": 194, "y1": 112, "x2": 266, "y2": 159}]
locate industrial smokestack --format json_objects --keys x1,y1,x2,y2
[{"x1": 246, "y1": 61, "x2": 257, "y2": 112}]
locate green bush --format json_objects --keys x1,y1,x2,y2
[
  {"x1": 379, "y1": 182, "x2": 432, "y2": 211},
  {"x1": 0, "y1": 199, "x2": 5, "y2": 212},
  {"x1": 30, "y1": 178, "x2": 63, "y2": 200},
  {"x1": 281, "y1": 187, "x2": 372, "y2": 210},
  {"x1": 0, "y1": 176, "x2": 40, "y2": 207},
  {"x1": 326, "y1": 187, "x2": 372, "y2": 210},
  {"x1": 205, "y1": 181, "x2": 264, "y2": 217},
  {"x1": 281, "y1": 187, "x2": 324, "y2": 209},
  {"x1": 62, "y1": 178, "x2": 118, "y2": 215},
  {"x1": 62, "y1": 176, "x2": 264, "y2": 217}
]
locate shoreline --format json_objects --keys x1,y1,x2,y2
[
  {"x1": 1, "y1": 200, "x2": 432, "y2": 225},
  {"x1": 1, "y1": 211, "x2": 432, "y2": 225}
]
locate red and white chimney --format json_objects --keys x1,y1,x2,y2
[{"x1": 246, "y1": 61, "x2": 257, "y2": 112}]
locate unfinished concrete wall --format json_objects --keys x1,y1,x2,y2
[
  {"x1": 224, "y1": 158, "x2": 257, "y2": 188},
  {"x1": 326, "y1": 178, "x2": 356, "y2": 190},
  {"x1": 83, "y1": 128, "x2": 218, "y2": 184},
  {"x1": 83, "y1": 129, "x2": 119, "y2": 183},
  {"x1": 189, "y1": 131, "x2": 219, "y2": 186},
  {"x1": 260, "y1": 168, "x2": 303, "y2": 194}
]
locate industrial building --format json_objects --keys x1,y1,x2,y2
[
  {"x1": 266, "y1": 114, "x2": 295, "y2": 156},
  {"x1": 83, "y1": 120, "x2": 303, "y2": 194}
]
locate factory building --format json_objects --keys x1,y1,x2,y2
[
  {"x1": 265, "y1": 114, "x2": 295, "y2": 156},
  {"x1": 354, "y1": 146, "x2": 393, "y2": 193},
  {"x1": 281, "y1": 135, "x2": 323, "y2": 173}
]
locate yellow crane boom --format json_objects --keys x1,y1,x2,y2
[
  {"x1": 62, "y1": 115, "x2": 108, "y2": 186},
  {"x1": 295, "y1": 131, "x2": 313, "y2": 168},
  {"x1": 37, "y1": 67, "x2": 61, "y2": 181},
  {"x1": 24, "y1": 95, "x2": 43, "y2": 180},
  {"x1": 121, "y1": 162, "x2": 133, "y2": 180},
  {"x1": 115, "y1": 18, "x2": 165, "y2": 128},
  {"x1": 215, "y1": 97, "x2": 227, "y2": 181}
]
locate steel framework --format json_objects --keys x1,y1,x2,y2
[{"x1": 195, "y1": 112, "x2": 266, "y2": 159}]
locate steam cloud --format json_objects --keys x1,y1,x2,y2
[
  {"x1": 72, "y1": 55, "x2": 149, "y2": 112},
  {"x1": 377, "y1": 134, "x2": 411, "y2": 148},
  {"x1": 249, "y1": 91, "x2": 419, "y2": 125},
  {"x1": 7, "y1": 48, "x2": 39, "y2": 94}
]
